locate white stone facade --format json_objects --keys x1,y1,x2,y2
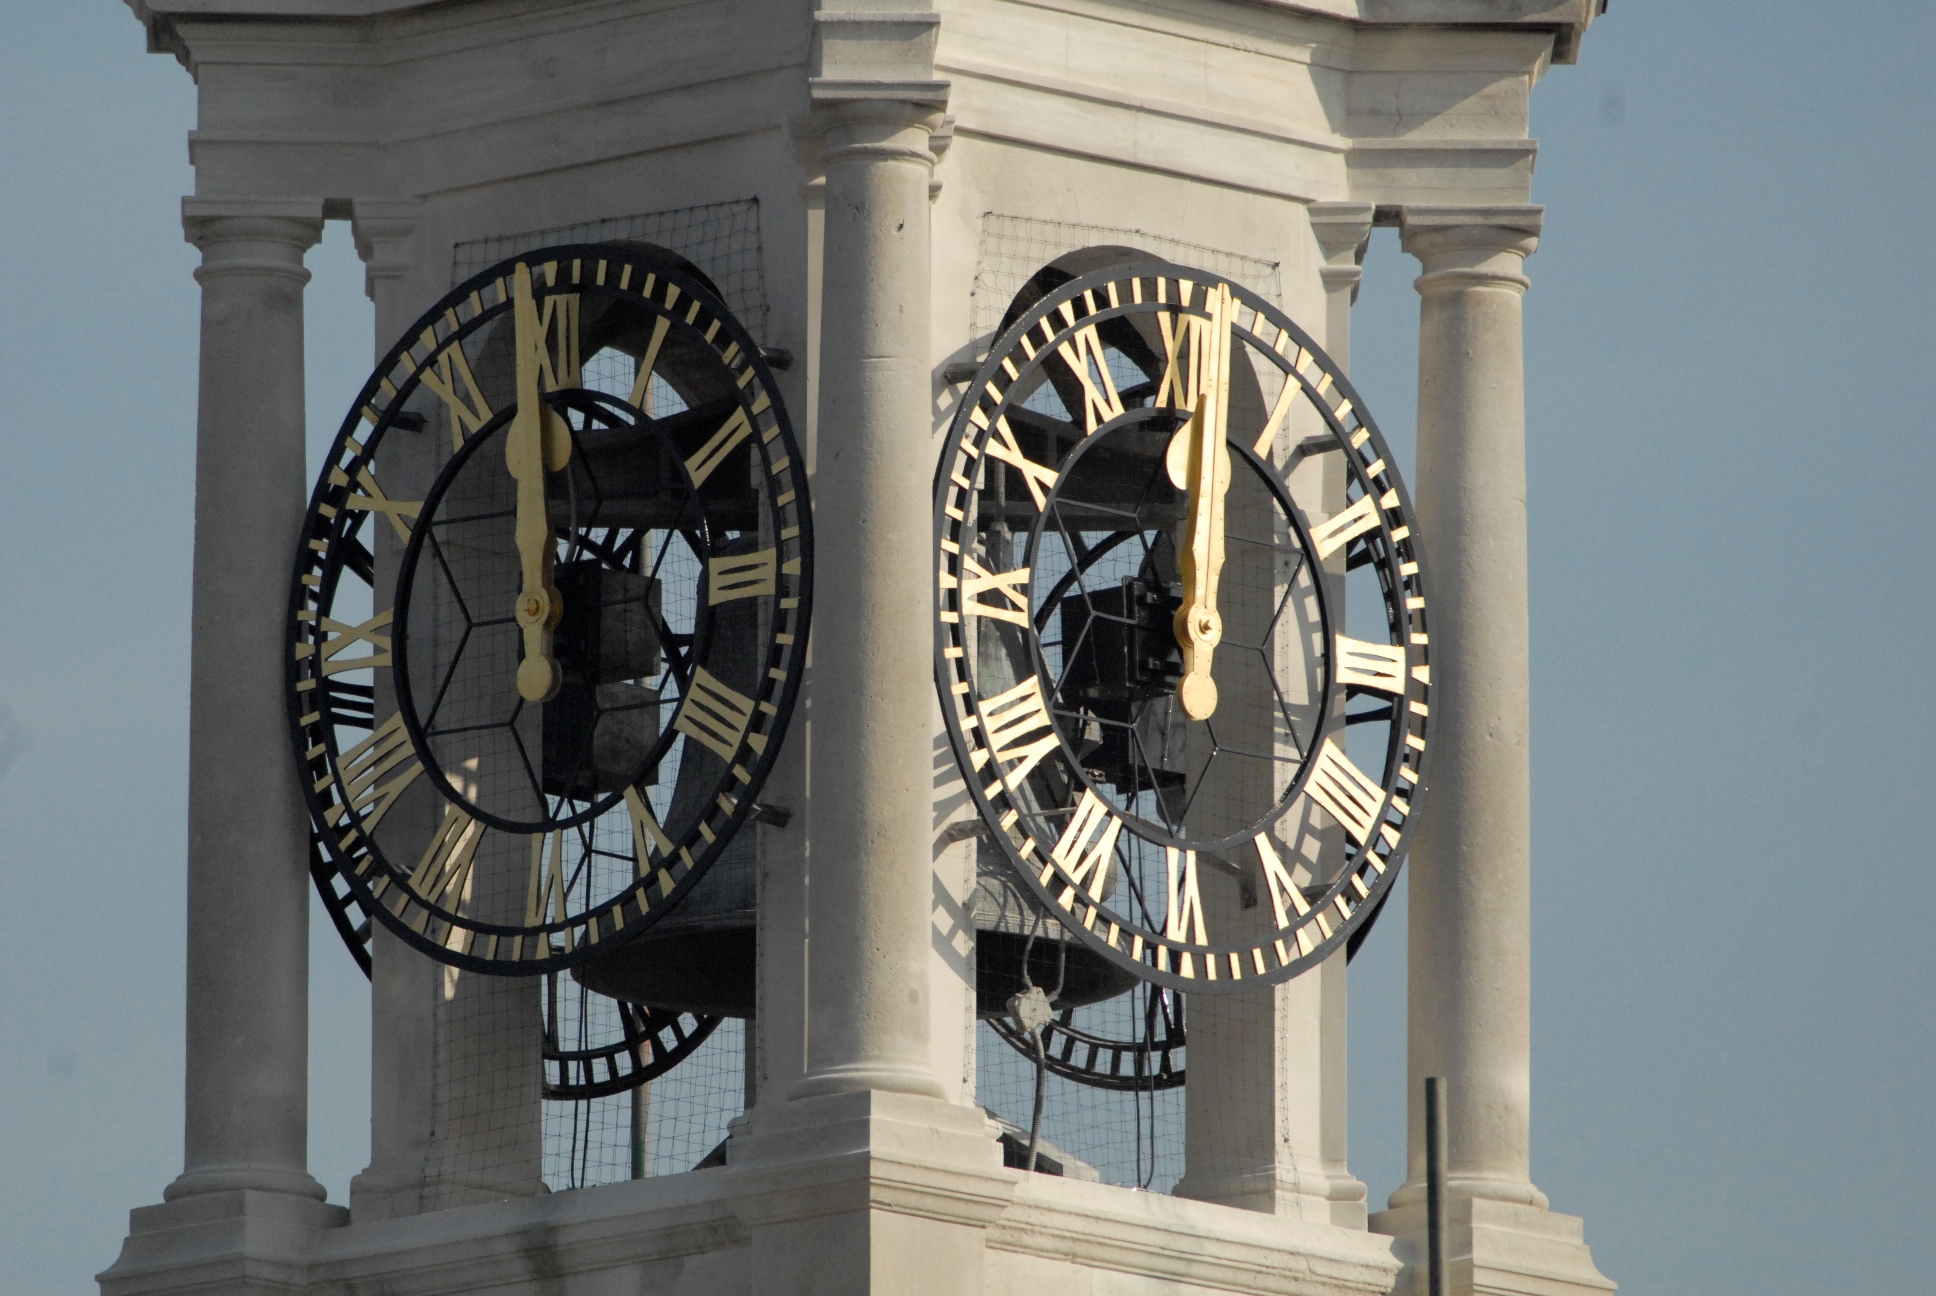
[{"x1": 104, "y1": 2, "x2": 1615, "y2": 1293}]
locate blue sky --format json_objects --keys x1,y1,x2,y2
[{"x1": 2, "y1": 3, "x2": 1932, "y2": 1293}]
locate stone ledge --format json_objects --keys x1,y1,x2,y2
[
  {"x1": 991, "y1": 1174, "x2": 1402, "y2": 1296},
  {"x1": 1371, "y1": 1198, "x2": 1616, "y2": 1296}
]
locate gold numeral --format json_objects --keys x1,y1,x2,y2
[
  {"x1": 685, "y1": 407, "x2": 754, "y2": 487},
  {"x1": 1155, "y1": 310, "x2": 1200, "y2": 411},
  {"x1": 418, "y1": 337, "x2": 494, "y2": 450},
  {"x1": 525, "y1": 829, "x2": 571, "y2": 927},
  {"x1": 1164, "y1": 846, "x2": 1209, "y2": 947},
  {"x1": 535, "y1": 293, "x2": 581, "y2": 391},
  {"x1": 1304, "y1": 737, "x2": 1386, "y2": 845},
  {"x1": 325, "y1": 712, "x2": 423, "y2": 833},
  {"x1": 627, "y1": 315, "x2": 674, "y2": 413},
  {"x1": 316, "y1": 609, "x2": 393, "y2": 676},
  {"x1": 623, "y1": 786, "x2": 674, "y2": 872},
  {"x1": 1310, "y1": 494, "x2": 1380, "y2": 561},
  {"x1": 973, "y1": 675, "x2": 1061, "y2": 796},
  {"x1": 1334, "y1": 635, "x2": 1405, "y2": 693},
  {"x1": 674, "y1": 667, "x2": 756, "y2": 761},
  {"x1": 1052, "y1": 789, "x2": 1121, "y2": 905},
  {"x1": 332, "y1": 464, "x2": 421, "y2": 544},
  {"x1": 1055, "y1": 317, "x2": 1125, "y2": 434},
  {"x1": 709, "y1": 548, "x2": 777, "y2": 604},
  {"x1": 955, "y1": 554, "x2": 1031, "y2": 625},
  {"x1": 982, "y1": 415, "x2": 1059, "y2": 510},
  {"x1": 411, "y1": 803, "x2": 483, "y2": 908},
  {"x1": 1253, "y1": 832, "x2": 1312, "y2": 931}
]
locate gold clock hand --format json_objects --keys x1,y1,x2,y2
[
  {"x1": 509, "y1": 262, "x2": 566, "y2": 703},
  {"x1": 1171, "y1": 282, "x2": 1233, "y2": 721}
]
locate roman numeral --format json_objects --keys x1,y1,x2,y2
[
  {"x1": 525, "y1": 829, "x2": 571, "y2": 928},
  {"x1": 1253, "y1": 832, "x2": 1312, "y2": 932},
  {"x1": 947, "y1": 554, "x2": 1031, "y2": 625},
  {"x1": 685, "y1": 407, "x2": 754, "y2": 487},
  {"x1": 708, "y1": 548, "x2": 777, "y2": 604},
  {"x1": 332, "y1": 464, "x2": 421, "y2": 544},
  {"x1": 1334, "y1": 635, "x2": 1405, "y2": 693},
  {"x1": 1052, "y1": 789, "x2": 1121, "y2": 907},
  {"x1": 304, "y1": 609, "x2": 393, "y2": 676},
  {"x1": 418, "y1": 335, "x2": 494, "y2": 450},
  {"x1": 410, "y1": 803, "x2": 483, "y2": 909},
  {"x1": 1054, "y1": 308, "x2": 1124, "y2": 434},
  {"x1": 1310, "y1": 493, "x2": 1380, "y2": 561},
  {"x1": 1304, "y1": 737, "x2": 1386, "y2": 845},
  {"x1": 973, "y1": 675, "x2": 1061, "y2": 797},
  {"x1": 982, "y1": 414, "x2": 1059, "y2": 510},
  {"x1": 1164, "y1": 846, "x2": 1208, "y2": 947},
  {"x1": 623, "y1": 786, "x2": 674, "y2": 871},
  {"x1": 626, "y1": 315, "x2": 674, "y2": 413},
  {"x1": 674, "y1": 667, "x2": 756, "y2": 761},
  {"x1": 1155, "y1": 308, "x2": 1200, "y2": 411},
  {"x1": 534, "y1": 292, "x2": 581, "y2": 391},
  {"x1": 324, "y1": 712, "x2": 423, "y2": 834}
]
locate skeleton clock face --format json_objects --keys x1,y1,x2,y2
[
  {"x1": 291, "y1": 243, "x2": 810, "y2": 973},
  {"x1": 936, "y1": 261, "x2": 1431, "y2": 993}
]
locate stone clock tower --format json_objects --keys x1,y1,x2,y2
[{"x1": 104, "y1": 2, "x2": 1615, "y2": 1294}]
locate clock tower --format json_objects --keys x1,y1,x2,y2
[{"x1": 105, "y1": 2, "x2": 1615, "y2": 1294}]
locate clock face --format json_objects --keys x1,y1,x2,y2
[
  {"x1": 291, "y1": 244, "x2": 810, "y2": 973},
  {"x1": 935, "y1": 261, "x2": 1430, "y2": 993}
]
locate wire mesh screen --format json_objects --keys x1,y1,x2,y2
[
  {"x1": 975, "y1": 988, "x2": 1186, "y2": 1191},
  {"x1": 453, "y1": 199, "x2": 770, "y2": 342},
  {"x1": 969, "y1": 212, "x2": 1283, "y2": 340},
  {"x1": 544, "y1": 1015, "x2": 748, "y2": 1189},
  {"x1": 432, "y1": 221, "x2": 763, "y2": 1195}
]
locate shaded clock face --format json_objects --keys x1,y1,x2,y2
[
  {"x1": 290, "y1": 243, "x2": 810, "y2": 973},
  {"x1": 935, "y1": 260, "x2": 1430, "y2": 993}
]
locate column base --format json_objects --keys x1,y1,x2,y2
[
  {"x1": 1174, "y1": 1163, "x2": 1371, "y2": 1229},
  {"x1": 728, "y1": 1089, "x2": 1013, "y2": 1296},
  {"x1": 98, "y1": 1189, "x2": 348, "y2": 1296},
  {"x1": 1369, "y1": 1197, "x2": 1615, "y2": 1296}
]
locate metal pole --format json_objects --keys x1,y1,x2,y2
[{"x1": 1426, "y1": 1075, "x2": 1448, "y2": 1296}]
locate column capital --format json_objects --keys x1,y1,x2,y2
[
  {"x1": 809, "y1": 8, "x2": 950, "y2": 108},
  {"x1": 350, "y1": 197, "x2": 424, "y2": 308},
  {"x1": 813, "y1": 98, "x2": 947, "y2": 171},
  {"x1": 1309, "y1": 202, "x2": 1375, "y2": 299},
  {"x1": 182, "y1": 197, "x2": 325, "y2": 247},
  {"x1": 183, "y1": 198, "x2": 323, "y2": 287},
  {"x1": 1399, "y1": 206, "x2": 1543, "y2": 294}
]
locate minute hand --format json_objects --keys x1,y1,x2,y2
[
  {"x1": 1173, "y1": 283, "x2": 1233, "y2": 721},
  {"x1": 509, "y1": 262, "x2": 565, "y2": 703}
]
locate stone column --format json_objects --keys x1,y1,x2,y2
[
  {"x1": 346, "y1": 199, "x2": 444, "y2": 1221},
  {"x1": 1367, "y1": 206, "x2": 1611, "y2": 1296},
  {"x1": 791, "y1": 96, "x2": 949, "y2": 1102},
  {"x1": 169, "y1": 199, "x2": 328, "y2": 1206},
  {"x1": 1392, "y1": 206, "x2": 1545, "y2": 1214},
  {"x1": 1309, "y1": 199, "x2": 1376, "y2": 1221},
  {"x1": 1172, "y1": 205, "x2": 1377, "y2": 1228}
]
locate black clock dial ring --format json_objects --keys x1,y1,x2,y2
[
  {"x1": 935, "y1": 259, "x2": 1431, "y2": 994},
  {"x1": 290, "y1": 243, "x2": 811, "y2": 974}
]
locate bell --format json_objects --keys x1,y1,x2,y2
[
  {"x1": 967, "y1": 607, "x2": 1140, "y2": 1019},
  {"x1": 572, "y1": 535, "x2": 764, "y2": 1018}
]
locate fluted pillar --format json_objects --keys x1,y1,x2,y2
[
  {"x1": 169, "y1": 199, "x2": 328, "y2": 1206},
  {"x1": 792, "y1": 97, "x2": 948, "y2": 1101}
]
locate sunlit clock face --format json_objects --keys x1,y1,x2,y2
[
  {"x1": 290, "y1": 243, "x2": 810, "y2": 974},
  {"x1": 935, "y1": 261, "x2": 1431, "y2": 993}
]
